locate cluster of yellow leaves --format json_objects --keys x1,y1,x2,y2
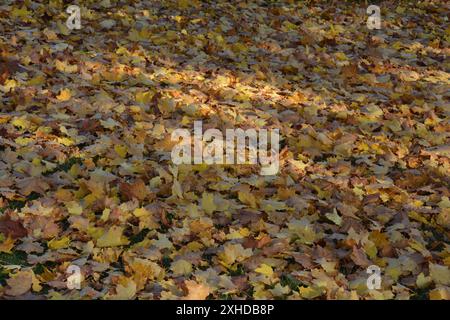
[{"x1": 0, "y1": 0, "x2": 448, "y2": 301}]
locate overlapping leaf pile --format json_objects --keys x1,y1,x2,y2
[{"x1": 0, "y1": 0, "x2": 449, "y2": 300}]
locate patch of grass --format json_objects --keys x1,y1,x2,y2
[
  {"x1": 5, "y1": 191, "x2": 41, "y2": 211},
  {"x1": 43, "y1": 157, "x2": 82, "y2": 176},
  {"x1": 7, "y1": 199, "x2": 27, "y2": 211},
  {"x1": 129, "y1": 228, "x2": 150, "y2": 245},
  {"x1": 229, "y1": 264, "x2": 246, "y2": 276},
  {"x1": 161, "y1": 255, "x2": 172, "y2": 269},
  {"x1": 33, "y1": 263, "x2": 46, "y2": 275},
  {"x1": 411, "y1": 288, "x2": 430, "y2": 300},
  {"x1": 280, "y1": 274, "x2": 302, "y2": 291},
  {"x1": 0, "y1": 267, "x2": 9, "y2": 285},
  {"x1": 0, "y1": 251, "x2": 28, "y2": 266},
  {"x1": 166, "y1": 212, "x2": 175, "y2": 224}
]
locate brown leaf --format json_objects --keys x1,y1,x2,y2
[
  {"x1": 292, "y1": 252, "x2": 314, "y2": 269},
  {"x1": 79, "y1": 119, "x2": 101, "y2": 133},
  {"x1": 341, "y1": 62, "x2": 358, "y2": 80},
  {"x1": 119, "y1": 179, "x2": 150, "y2": 201},
  {"x1": 0, "y1": 213, "x2": 27, "y2": 239},
  {"x1": 16, "y1": 177, "x2": 49, "y2": 196},
  {"x1": 232, "y1": 210, "x2": 261, "y2": 226},
  {"x1": 243, "y1": 235, "x2": 271, "y2": 249},
  {"x1": 5, "y1": 269, "x2": 33, "y2": 296},
  {"x1": 0, "y1": 58, "x2": 24, "y2": 84},
  {"x1": 350, "y1": 246, "x2": 371, "y2": 268}
]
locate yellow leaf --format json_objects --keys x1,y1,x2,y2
[
  {"x1": 201, "y1": 192, "x2": 217, "y2": 214},
  {"x1": 0, "y1": 115, "x2": 11, "y2": 124},
  {"x1": 55, "y1": 60, "x2": 78, "y2": 73},
  {"x1": 32, "y1": 271, "x2": 42, "y2": 292},
  {"x1": 135, "y1": 91, "x2": 154, "y2": 104},
  {"x1": 438, "y1": 208, "x2": 450, "y2": 229},
  {"x1": 48, "y1": 236, "x2": 70, "y2": 250},
  {"x1": 101, "y1": 208, "x2": 110, "y2": 222},
  {"x1": 0, "y1": 236, "x2": 16, "y2": 253},
  {"x1": 11, "y1": 6, "x2": 31, "y2": 18},
  {"x1": 184, "y1": 280, "x2": 211, "y2": 300},
  {"x1": 299, "y1": 286, "x2": 323, "y2": 299},
  {"x1": 386, "y1": 260, "x2": 401, "y2": 281},
  {"x1": 227, "y1": 227, "x2": 250, "y2": 239},
  {"x1": 105, "y1": 277, "x2": 137, "y2": 300},
  {"x1": 11, "y1": 116, "x2": 31, "y2": 130},
  {"x1": 133, "y1": 207, "x2": 149, "y2": 218},
  {"x1": 178, "y1": 0, "x2": 190, "y2": 9},
  {"x1": 416, "y1": 272, "x2": 432, "y2": 289},
  {"x1": 114, "y1": 145, "x2": 128, "y2": 158},
  {"x1": 43, "y1": 28, "x2": 58, "y2": 41},
  {"x1": 438, "y1": 196, "x2": 450, "y2": 209},
  {"x1": 57, "y1": 137, "x2": 75, "y2": 146},
  {"x1": 429, "y1": 287, "x2": 450, "y2": 300},
  {"x1": 335, "y1": 52, "x2": 348, "y2": 61},
  {"x1": 288, "y1": 218, "x2": 319, "y2": 244},
  {"x1": 325, "y1": 209, "x2": 342, "y2": 226},
  {"x1": 364, "y1": 241, "x2": 378, "y2": 260},
  {"x1": 56, "y1": 88, "x2": 72, "y2": 101},
  {"x1": 97, "y1": 226, "x2": 130, "y2": 247},
  {"x1": 172, "y1": 179, "x2": 183, "y2": 199},
  {"x1": 444, "y1": 256, "x2": 450, "y2": 267},
  {"x1": 15, "y1": 137, "x2": 33, "y2": 146},
  {"x1": 2, "y1": 79, "x2": 17, "y2": 91},
  {"x1": 270, "y1": 283, "x2": 291, "y2": 297},
  {"x1": 396, "y1": 6, "x2": 406, "y2": 14},
  {"x1": 66, "y1": 201, "x2": 83, "y2": 215},
  {"x1": 218, "y1": 243, "x2": 252, "y2": 266},
  {"x1": 57, "y1": 20, "x2": 71, "y2": 35},
  {"x1": 429, "y1": 263, "x2": 450, "y2": 286},
  {"x1": 171, "y1": 259, "x2": 193, "y2": 276},
  {"x1": 158, "y1": 98, "x2": 176, "y2": 114},
  {"x1": 232, "y1": 42, "x2": 248, "y2": 53},
  {"x1": 255, "y1": 264, "x2": 273, "y2": 277},
  {"x1": 238, "y1": 190, "x2": 257, "y2": 208}
]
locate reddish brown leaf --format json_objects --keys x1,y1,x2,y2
[{"x1": 0, "y1": 214, "x2": 27, "y2": 239}]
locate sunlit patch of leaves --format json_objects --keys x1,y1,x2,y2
[{"x1": 0, "y1": 0, "x2": 448, "y2": 300}]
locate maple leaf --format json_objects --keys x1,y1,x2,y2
[
  {"x1": 0, "y1": 0, "x2": 448, "y2": 301},
  {"x1": 5, "y1": 269, "x2": 33, "y2": 296},
  {"x1": 0, "y1": 236, "x2": 16, "y2": 253},
  {"x1": 0, "y1": 57, "x2": 25, "y2": 84},
  {"x1": 0, "y1": 213, "x2": 27, "y2": 239},
  {"x1": 184, "y1": 280, "x2": 211, "y2": 300},
  {"x1": 96, "y1": 226, "x2": 130, "y2": 248},
  {"x1": 105, "y1": 277, "x2": 137, "y2": 300},
  {"x1": 119, "y1": 179, "x2": 151, "y2": 201},
  {"x1": 171, "y1": 259, "x2": 193, "y2": 277}
]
